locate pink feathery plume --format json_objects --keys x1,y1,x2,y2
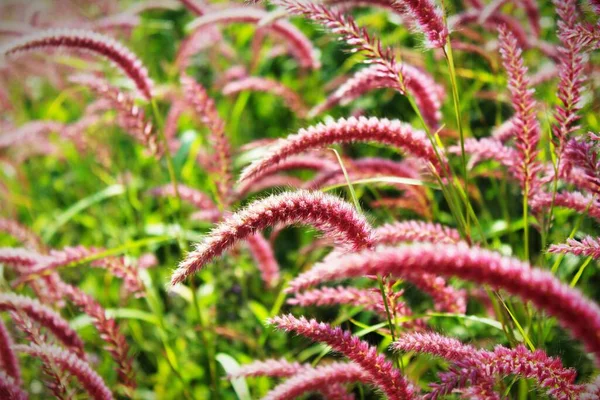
[
  {"x1": 323, "y1": 0, "x2": 406, "y2": 14},
  {"x1": 70, "y1": 75, "x2": 162, "y2": 157},
  {"x1": 59, "y1": 283, "x2": 135, "y2": 393},
  {"x1": 499, "y1": 26, "x2": 541, "y2": 196},
  {"x1": 402, "y1": 273, "x2": 467, "y2": 314},
  {"x1": 148, "y1": 184, "x2": 217, "y2": 210},
  {"x1": 0, "y1": 293, "x2": 86, "y2": 359},
  {"x1": 181, "y1": 75, "x2": 232, "y2": 202},
  {"x1": 175, "y1": 22, "x2": 225, "y2": 69},
  {"x1": 565, "y1": 23, "x2": 600, "y2": 50},
  {"x1": 548, "y1": 236, "x2": 600, "y2": 259},
  {"x1": 246, "y1": 233, "x2": 280, "y2": 287},
  {"x1": 262, "y1": 362, "x2": 367, "y2": 400},
  {"x1": 185, "y1": 7, "x2": 319, "y2": 69},
  {"x1": 14, "y1": 343, "x2": 113, "y2": 400},
  {"x1": 268, "y1": 314, "x2": 415, "y2": 400},
  {"x1": 449, "y1": 138, "x2": 519, "y2": 170},
  {"x1": 0, "y1": 370, "x2": 27, "y2": 400},
  {"x1": 229, "y1": 358, "x2": 305, "y2": 378},
  {"x1": 163, "y1": 99, "x2": 186, "y2": 148},
  {"x1": 171, "y1": 190, "x2": 373, "y2": 286},
  {"x1": 269, "y1": 1, "x2": 404, "y2": 91},
  {"x1": 287, "y1": 285, "x2": 413, "y2": 320},
  {"x1": 287, "y1": 243, "x2": 600, "y2": 363},
  {"x1": 16, "y1": 246, "x2": 143, "y2": 297},
  {"x1": 530, "y1": 191, "x2": 600, "y2": 222},
  {"x1": 0, "y1": 320, "x2": 21, "y2": 385},
  {"x1": 305, "y1": 158, "x2": 425, "y2": 196},
  {"x1": 392, "y1": 331, "x2": 480, "y2": 362},
  {"x1": 0, "y1": 218, "x2": 44, "y2": 251},
  {"x1": 449, "y1": 9, "x2": 529, "y2": 49},
  {"x1": 223, "y1": 77, "x2": 308, "y2": 118},
  {"x1": 239, "y1": 116, "x2": 444, "y2": 183},
  {"x1": 310, "y1": 64, "x2": 444, "y2": 128},
  {"x1": 562, "y1": 137, "x2": 600, "y2": 195},
  {"x1": 0, "y1": 121, "x2": 63, "y2": 151},
  {"x1": 237, "y1": 155, "x2": 337, "y2": 195},
  {"x1": 553, "y1": 0, "x2": 587, "y2": 158},
  {"x1": 1, "y1": 28, "x2": 153, "y2": 99},
  {"x1": 395, "y1": 332, "x2": 582, "y2": 399},
  {"x1": 372, "y1": 220, "x2": 461, "y2": 245}
]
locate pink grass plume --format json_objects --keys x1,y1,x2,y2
[
  {"x1": 1, "y1": 28, "x2": 153, "y2": 99},
  {"x1": 239, "y1": 116, "x2": 444, "y2": 184},
  {"x1": 223, "y1": 76, "x2": 308, "y2": 118},
  {"x1": 171, "y1": 190, "x2": 373, "y2": 286},
  {"x1": 0, "y1": 371, "x2": 27, "y2": 400},
  {"x1": 548, "y1": 236, "x2": 600, "y2": 259},
  {"x1": 148, "y1": 184, "x2": 216, "y2": 210},
  {"x1": 0, "y1": 320, "x2": 21, "y2": 386},
  {"x1": 14, "y1": 343, "x2": 113, "y2": 400},
  {"x1": 288, "y1": 243, "x2": 600, "y2": 364},
  {"x1": 229, "y1": 358, "x2": 305, "y2": 378},
  {"x1": 373, "y1": 220, "x2": 461, "y2": 245},
  {"x1": 262, "y1": 362, "x2": 366, "y2": 400},
  {"x1": 246, "y1": 233, "x2": 280, "y2": 287},
  {"x1": 498, "y1": 26, "x2": 541, "y2": 195},
  {"x1": 0, "y1": 293, "x2": 86, "y2": 359},
  {"x1": 268, "y1": 314, "x2": 415, "y2": 399}
]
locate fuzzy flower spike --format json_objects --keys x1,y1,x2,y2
[
  {"x1": 171, "y1": 190, "x2": 373, "y2": 286},
  {"x1": 239, "y1": 116, "x2": 444, "y2": 184},
  {"x1": 1, "y1": 28, "x2": 153, "y2": 99},
  {"x1": 268, "y1": 314, "x2": 415, "y2": 399},
  {"x1": 288, "y1": 243, "x2": 600, "y2": 364}
]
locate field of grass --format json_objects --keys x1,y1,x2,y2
[{"x1": 1, "y1": 0, "x2": 600, "y2": 399}]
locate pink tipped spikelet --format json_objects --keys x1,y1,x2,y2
[
  {"x1": 17, "y1": 246, "x2": 143, "y2": 296},
  {"x1": 393, "y1": 332, "x2": 581, "y2": 399},
  {"x1": 171, "y1": 190, "x2": 373, "y2": 286},
  {"x1": 1, "y1": 29, "x2": 153, "y2": 99},
  {"x1": 373, "y1": 220, "x2": 461, "y2": 245},
  {"x1": 530, "y1": 191, "x2": 600, "y2": 222},
  {"x1": 70, "y1": 75, "x2": 162, "y2": 157},
  {"x1": 223, "y1": 77, "x2": 308, "y2": 118},
  {"x1": 548, "y1": 236, "x2": 600, "y2": 259},
  {"x1": 491, "y1": 117, "x2": 518, "y2": 143},
  {"x1": 562, "y1": 137, "x2": 600, "y2": 195},
  {"x1": 186, "y1": 8, "x2": 319, "y2": 69},
  {"x1": 14, "y1": 344, "x2": 113, "y2": 400},
  {"x1": 450, "y1": 138, "x2": 519, "y2": 170},
  {"x1": 392, "y1": 331, "x2": 479, "y2": 362},
  {"x1": 270, "y1": 1, "x2": 404, "y2": 91},
  {"x1": 311, "y1": 64, "x2": 444, "y2": 127},
  {"x1": 0, "y1": 320, "x2": 21, "y2": 385},
  {"x1": 0, "y1": 248, "x2": 48, "y2": 270},
  {"x1": 499, "y1": 26, "x2": 541, "y2": 195},
  {"x1": 0, "y1": 370, "x2": 27, "y2": 400},
  {"x1": 394, "y1": 0, "x2": 449, "y2": 48},
  {"x1": 236, "y1": 155, "x2": 337, "y2": 195},
  {"x1": 148, "y1": 184, "x2": 216, "y2": 210},
  {"x1": 229, "y1": 358, "x2": 305, "y2": 378},
  {"x1": 268, "y1": 314, "x2": 414, "y2": 399},
  {"x1": 287, "y1": 243, "x2": 600, "y2": 362},
  {"x1": 582, "y1": 376, "x2": 600, "y2": 400},
  {"x1": 553, "y1": 0, "x2": 587, "y2": 156},
  {"x1": 287, "y1": 285, "x2": 416, "y2": 323},
  {"x1": 246, "y1": 233, "x2": 280, "y2": 287},
  {"x1": 262, "y1": 362, "x2": 367, "y2": 400},
  {"x1": 0, "y1": 293, "x2": 86, "y2": 359},
  {"x1": 181, "y1": 75, "x2": 232, "y2": 202},
  {"x1": 239, "y1": 116, "x2": 443, "y2": 183},
  {"x1": 59, "y1": 283, "x2": 135, "y2": 392}
]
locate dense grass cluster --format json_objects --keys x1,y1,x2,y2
[{"x1": 1, "y1": 0, "x2": 600, "y2": 399}]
